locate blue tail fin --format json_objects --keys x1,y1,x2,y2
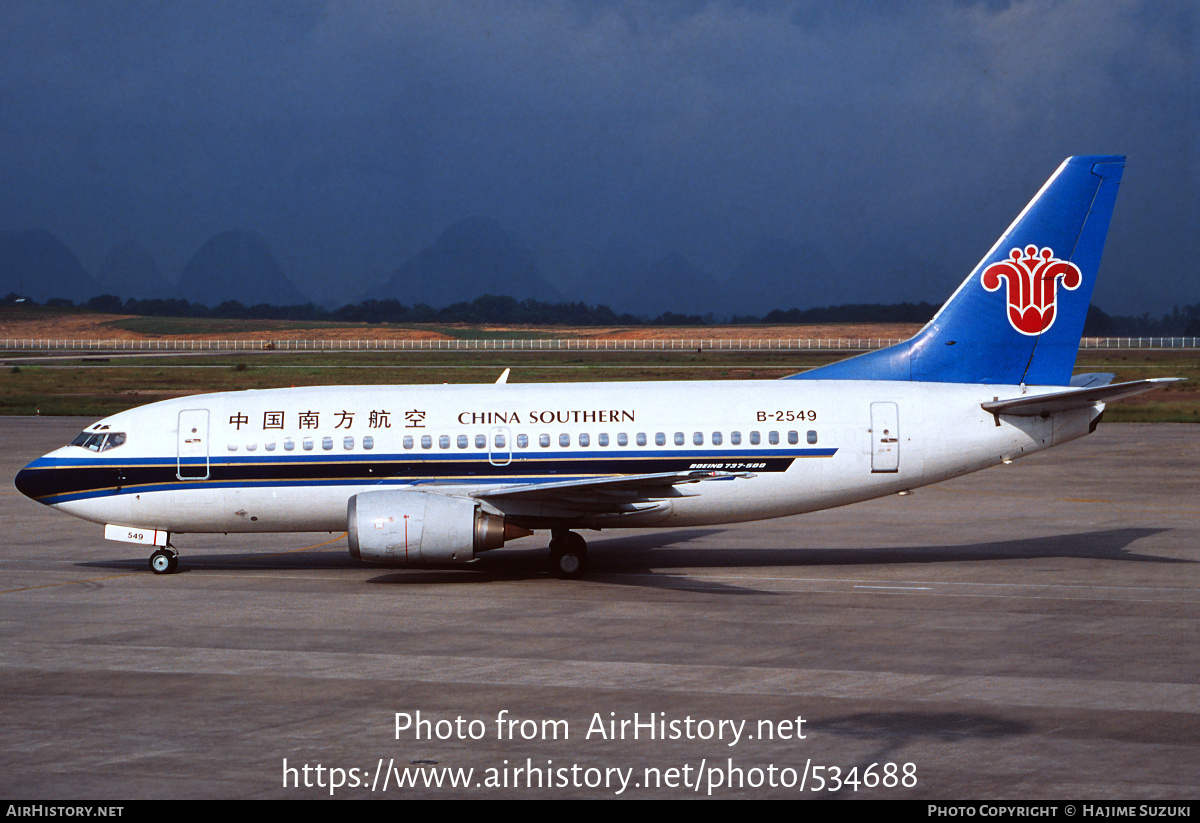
[{"x1": 791, "y1": 156, "x2": 1124, "y2": 385}]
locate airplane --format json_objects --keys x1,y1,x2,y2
[{"x1": 13, "y1": 156, "x2": 1181, "y2": 579}]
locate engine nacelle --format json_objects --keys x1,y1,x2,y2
[{"x1": 347, "y1": 490, "x2": 512, "y2": 566}]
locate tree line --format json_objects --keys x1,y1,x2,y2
[{"x1": 4, "y1": 292, "x2": 1198, "y2": 336}]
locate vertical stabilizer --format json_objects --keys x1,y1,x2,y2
[{"x1": 792, "y1": 156, "x2": 1124, "y2": 385}]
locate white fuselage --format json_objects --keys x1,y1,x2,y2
[{"x1": 31, "y1": 379, "x2": 1097, "y2": 535}]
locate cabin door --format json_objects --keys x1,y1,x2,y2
[
  {"x1": 177, "y1": 409, "x2": 210, "y2": 480},
  {"x1": 870, "y1": 402, "x2": 900, "y2": 473}
]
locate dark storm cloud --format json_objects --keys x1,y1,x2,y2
[{"x1": 0, "y1": 0, "x2": 1193, "y2": 313}]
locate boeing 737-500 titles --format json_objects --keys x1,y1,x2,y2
[{"x1": 14, "y1": 156, "x2": 1180, "y2": 577}]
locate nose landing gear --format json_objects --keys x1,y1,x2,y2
[
  {"x1": 149, "y1": 547, "x2": 178, "y2": 575},
  {"x1": 548, "y1": 529, "x2": 588, "y2": 579}
]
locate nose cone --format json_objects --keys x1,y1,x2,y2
[{"x1": 14, "y1": 456, "x2": 57, "y2": 504}]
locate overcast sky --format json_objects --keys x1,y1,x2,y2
[{"x1": 0, "y1": 0, "x2": 1195, "y2": 313}]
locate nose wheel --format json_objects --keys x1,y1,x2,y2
[
  {"x1": 549, "y1": 530, "x2": 588, "y2": 579},
  {"x1": 149, "y1": 548, "x2": 178, "y2": 575}
]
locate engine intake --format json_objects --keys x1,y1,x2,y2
[{"x1": 347, "y1": 490, "x2": 526, "y2": 565}]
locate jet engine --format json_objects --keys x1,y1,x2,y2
[{"x1": 347, "y1": 490, "x2": 528, "y2": 565}]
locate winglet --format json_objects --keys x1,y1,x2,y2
[{"x1": 495, "y1": 368, "x2": 510, "y2": 385}]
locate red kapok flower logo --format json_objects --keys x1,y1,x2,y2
[{"x1": 981, "y1": 245, "x2": 1082, "y2": 336}]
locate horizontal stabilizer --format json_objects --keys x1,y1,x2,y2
[
  {"x1": 1069, "y1": 373, "x2": 1115, "y2": 388},
  {"x1": 982, "y1": 378, "x2": 1183, "y2": 417}
]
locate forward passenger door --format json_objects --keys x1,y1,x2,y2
[{"x1": 177, "y1": 409, "x2": 210, "y2": 479}]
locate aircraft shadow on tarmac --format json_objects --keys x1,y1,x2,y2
[
  {"x1": 79, "y1": 525, "x2": 1179, "y2": 595},
  {"x1": 812, "y1": 711, "x2": 1034, "y2": 796},
  {"x1": 371, "y1": 524, "x2": 1179, "y2": 587},
  {"x1": 818, "y1": 711, "x2": 1030, "y2": 742}
]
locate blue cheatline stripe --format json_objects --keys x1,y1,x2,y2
[
  {"x1": 26, "y1": 447, "x2": 838, "y2": 505},
  {"x1": 31, "y1": 446, "x2": 836, "y2": 469}
]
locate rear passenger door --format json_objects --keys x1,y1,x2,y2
[{"x1": 870, "y1": 402, "x2": 899, "y2": 473}]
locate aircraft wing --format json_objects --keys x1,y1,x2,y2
[
  {"x1": 982, "y1": 378, "x2": 1183, "y2": 417},
  {"x1": 473, "y1": 470, "x2": 755, "y2": 515}
]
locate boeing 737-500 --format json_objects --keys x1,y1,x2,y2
[{"x1": 13, "y1": 156, "x2": 1180, "y2": 578}]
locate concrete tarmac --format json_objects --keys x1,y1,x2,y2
[{"x1": 1, "y1": 417, "x2": 1197, "y2": 799}]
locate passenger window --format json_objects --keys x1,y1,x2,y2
[
  {"x1": 712, "y1": 432, "x2": 723, "y2": 446},
  {"x1": 302, "y1": 438, "x2": 314, "y2": 451},
  {"x1": 246, "y1": 443, "x2": 258, "y2": 451},
  {"x1": 517, "y1": 434, "x2": 529, "y2": 448},
  {"x1": 788, "y1": 431, "x2": 799, "y2": 445},
  {"x1": 539, "y1": 434, "x2": 551, "y2": 448},
  {"x1": 559, "y1": 433, "x2": 570, "y2": 447},
  {"x1": 693, "y1": 432, "x2": 704, "y2": 446},
  {"x1": 322, "y1": 436, "x2": 333, "y2": 450},
  {"x1": 807, "y1": 430, "x2": 818, "y2": 444},
  {"x1": 655, "y1": 432, "x2": 666, "y2": 446},
  {"x1": 421, "y1": 435, "x2": 432, "y2": 449},
  {"x1": 227, "y1": 443, "x2": 238, "y2": 452},
  {"x1": 618, "y1": 433, "x2": 628, "y2": 447},
  {"x1": 265, "y1": 442, "x2": 276, "y2": 451},
  {"x1": 343, "y1": 436, "x2": 354, "y2": 450},
  {"x1": 494, "y1": 433, "x2": 506, "y2": 449},
  {"x1": 730, "y1": 431, "x2": 741, "y2": 445},
  {"x1": 363, "y1": 436, "x2": 374, "y2": 450},
  {"x1": 284, "y1": 438, "x2": 295, "y2": 451},
  {"x1": 598, "y1": 433, "x2": 609, "y2": 447},
  {"x1": 457, "y1": 435, "x2": 468, "y2": 449},
  {"x1": 750, "y1": 431, "x2": 761, "y2": 445},
  {"x1": 403, "y1": 436, "x2": 414, "y2": 450},
  {"x1": 439, "y1": 435, "x2": 451, "y2": 449},
  {"x1": 579, "y1": 433, "x2": 590, "y2": 447},
  {"x1": 476, "y1": 434, "x2": 487, "y2": 449},
  {"x1": 673, "y1": 432, "x2": 684, "y2": 446},
  {"x1": 637, "y1": 433, "x2": 647, "y2": 446},
  {"x1": 769, "y1": 431, "x2": 780, "y2": 445}
]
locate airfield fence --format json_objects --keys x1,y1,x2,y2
[{"x1": 1, "y1": 336, "x2": 1198, "y2": 353}]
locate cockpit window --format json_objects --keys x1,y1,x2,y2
[{"x1": 70, "y1": 431, "x2": 127, "y2": 452}]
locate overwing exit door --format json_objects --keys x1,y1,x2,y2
[{"x1": 489, "y1": 426, "x2": 512, "y2": 466}]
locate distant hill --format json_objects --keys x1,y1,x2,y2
[
  {"x1": 177, "y1": 231, "x2": 307, "y2": 308},
  {"x1": 383, "y1": 216, "x2": 559, "y2": 307},
  {"x1": 98, "y1": 240, "x2": 170, "y2": 300},
  {"x1": 726, "y1": 237, "x2": 840, "y2": 317},
  {"x1": 0, "y1": 229, "x2": 98, "y2": 302},
  {"x1": 644, "y1": 253, "x2": 722, "y2": 317},
  {"x1": 578, "y1": 242, "x2": 721, "y2": 317},
  {"x1": 576, "y1": 241, "x2": 647, "y2": 314}
]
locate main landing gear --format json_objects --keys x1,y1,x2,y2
[
  {"x1": 148, "y1": 547, "x2": 178, "y2": 575},
  {"x1": 548, "y1": 529, "x2": 588, "y2": 579}
]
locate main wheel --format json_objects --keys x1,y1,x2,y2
[
  {"x1": 149, "y1": 548, "x2": 177, "y2": 575},
  {"x1": 550, "y1": 532, "x2": 588, "y2": 579}
]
